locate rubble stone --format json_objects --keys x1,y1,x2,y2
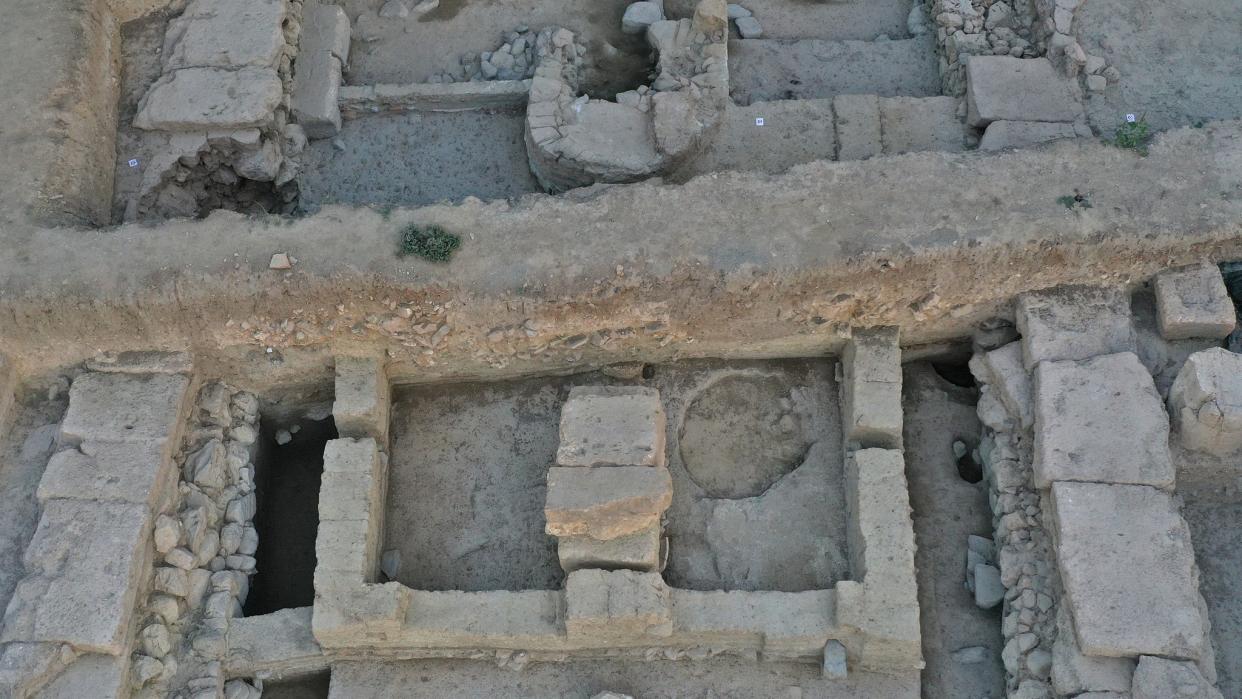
[
  {"x1": 544, "y1": 466, "x2": 673, "y2": 540},
  {"x1": 565, "y1": 569, "x2": 672, "y2": 640},
  {"x1": 1032, "y1": 352, "x2": 1174, "y2": 488},
  {"x1": 1168, "y1": 348, "x2": 1242, "y2": 456},
  {"x1": 1015, "y1": 286, "x2": 1136, "y2": 369},
  {"x1": 1153, "y1": 263, "x2": 1236, "y2": 340},
  {"x1": 1051, "y1": 482, "x2": 1205, "y2": 659},
  {"x1": 556, "y1": 386, "x2": 667, "y2": 467}
]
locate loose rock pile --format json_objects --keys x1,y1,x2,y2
[
  {"x1": 427, "y1": 26, "x2": 587, "y2": 84},
  {"x1": 132, "y1": 382, "x2": 264, "y2": 699}
]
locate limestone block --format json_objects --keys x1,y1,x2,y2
[
  {"x1": 134, "y1": 67, "x2": 284, "y2": 131},
  {"x1": 1015, "y1": 286, "x2": 1136, "y2": 369},
  {"x1": 1153, "y1": 264, "x2": 1236, "y2": 340},
  {"x1": 978, "y1": 342, "x2": 1034, "y2": 428},
  {"x1": 833, "y1": 94, "x2": 882, "y2": 161},
  {"x1": 37, "y1": 440, "x2": 175, "y2": 511},
  {"x1": 85, "y1": 350, "x2": 193, "y2": 375},
  {"x1": 163, "y1": 0, "x2": 288, "y2": 71},
  {"x1": 557, "y1": 522, "x2": 661, "y2": 573},
  {"x1": 1131, "y1": 655, "x2": 1223, "y2": 699},
  {"x1": 323, "y1": 437, "x2": 384, "y2": 475},
  {"x1": 225, "y1": 606, "x2": 326, "y2": 679},
  {"x1": 979, "y1": 120, "x2": 1077, "y2": 150},
  {"x1": 1051, "y1": 605, "x2": 1135, "y2": 696},
  {"x1": 1168, "y1": 348, "x2": 1242, "y2": 456},
  {"x1": 670, "y1": 588, "x2": 836, "y2": 658},
  {"x1": 60, "y1": 372, "x2": 191, "y2": 446},
  {"x1": 312, "y1": 582, "x2": 411, "y2": 648},
  {"x1": 293, "y1": 5, "x2": 349, "y2": 139},
  {"x1": 1051, "y1": 482, "x2": 1204, "y2": 660},
  {"x1": 544, "y1": 466, "x2": 673, "y2": 540},
  {"x1": 565, "y1": 569, "x2": 672, "y2": 641},
  {"x1": 302, "y1": 3, "x2": 351, "y2": 65},
  {"x1": 319, "y1": 470, "x2": 384, "y2": 522},
  {"x1": 1, "y1": 500, "x2": 152, "y2": 655},
  {"x1": 879, "y1": 96, "x2": 967, "y2": 155},
  {"x1": 332, "y1": 356, "x2": 391, "y2": 445},
  {"x1": 556, "y1": 386, "x2": 667, "y2": 467},
  {"x1": 315, "y1": 517, "x2": 377, "y2": 583},
  {"x1": 1032, "y1": 353, "x2": 1174, "y2": 488},
  {"x1": 402, "y1": 590, "x2": 562, "y2": 648},
  {"x1": 965, "y1": 56, "x2": 1084, "y2": 127},
  {"x1": 842, "y1": 327, "x2": 902, "y2": 449},
  {"x1": 0, "y1": 642, "x2": 74, "y2": 699},
  {"x1": 843, "y1": 449, "x2": 921, "y2": 671},
  {"x1": 40, "y1": 653, "x2": 128, "y2": 699}
]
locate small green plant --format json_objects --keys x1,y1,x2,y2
[
  {"x1": 1113, "y1": 116, "x2": 1151, "y2": 155},
  {"x1": 399, "y1": 224, "x2": 461, "y2": 262},
  {"x1": 1056, "y1": 190, "x2": 1092, "y2": 210}
]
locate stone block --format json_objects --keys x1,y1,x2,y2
[
  {"x1": 37, "y1": 440, "x2": 176, "y2": 511},
  {"x1": 302, "y1": 3, "x2": 351, "y2": 65},
  {"x1": 670, "y1": 589, "x2": 835, "y2": 658},
  {"x1": 1131, "y1": 655, "x2": 1223, "y2": 699},
  {"x1": 402, "y1": 589, "x2": 562, "y2": 648},
  {"x1": 0, "y1": 643, "x2": 73, "y2": 699},
  {"x1": 314, "y1": 517, "x2": 377, "y2": 583},
  {"x1": 879, "y1": 96, "x2": 966, "y2": 155},
  {"x1": 323, "y1": 437, "x2": 383, "y2": 475},
  {"x1": 557, "y1": 522, "x2": 661, "y2": 573},
  {"x1": 292, "y1": 52, "x2": 344, "y2": 139},
  {"x1": 1051, "y1": 605, "x2": 1135, "y2": 696},
  {"x1": 312, "y1": 582, "x2": 411, "y2": 648},
  {"x1": 843, "y1": 449, "x2": 921, "y2": 671},
  {"x1": 134, "y1": 67, "x2": 284, "y2": 131},
  {"x1": 85, "y1": 350, "x2": 193, "y2": 375},
  {"x1": 1032, "y1": 352, "x2": 1174, "y2": 488},
  {"x1": 842, "y1": 327, "x2": 902, "y2": 449},
  {"x1": 319, "y1": 470, "x2": 384, "y2": 522},
  {"x1": 979, "y1": 120, "x2": 1077, "y2": 150},
  {"x1": 40, "y1": 654, "x2": 128, "y2": 699},
  {"x1": 544, "y1": 466, "x2": 673, "y2": 540},
  {"x1": 965, "y1": 56, "x2": 1084, "y2": 127},
  {"x1": 833, "y1": 94, "x2": 881, "y2": 161},
  {"x1": 1, "y1": 500, "x2": 151, "y2": 655},
  {"x1": 977, "y1": 342, "x2": 1034, "y2": 428},
  {"x1": 1051, "y1": 482, "x2": 1204, "y2": 660},
  {"x1": 565, "y1": 569, "x2": 672, "y2": 641},
  {"x1": 556, "y1": 386, "x2": 667, "y2": 467},
  {"x1": 225, "y1": 606, "x2": 326, "y2": 679},
  {"x1": 691, "y1": 0, "x2": 728, "y2": 36},
  {"x1": 1154, "y1": 263, "x2": 1235, "y2": 340},
  {"x1": 1015, "y1": 286, "x2": 1136, "y2": 369},
  {"x1": 163, "y1": 0, "x2": 288, "y2": 71},
  {"x1": 60, "y1": 372, "x2": 191, "y2": 446},
  {"x1": 1168, "y1": 348, "x2": 1242, "y2": 456},
  {"x1": 332, "y1": 356, "x2": 391, "y2": 445}
]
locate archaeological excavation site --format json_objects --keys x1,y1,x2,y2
[{"x1": 0, "y1": 0, "x2": 1241, "y2": 696}]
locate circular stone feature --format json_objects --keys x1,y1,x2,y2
[{"x1": 678, "y1": 374, "x2": 810, "y2": 498}]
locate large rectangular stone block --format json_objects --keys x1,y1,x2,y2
[
  {"x1": 556, "y1": 386, "x2": 667, "y2": 467},
  {"x1": 1051, "y1": 482, "x2": 1205, "y2": 660},
  {"x1": 1033, "y1": 352, "x2": 1174, "y2": 488},
  {"x1": 1168, "y1": 348, "x2": 1242, "y2": 456},
  {"x1": 225, "y1": 606, "x2": 326, "y2": 678},
  {"x1": 312, "y1": 582, "x2": 411, "y2": 648},
  {"x1": 1051, "y1": 604, "x2": 1135, "y2": 696},
  {"x1": 842, "y1": 327, "x2": 903, "y2": 449},
  {"x1": 565, "y1": 569, "x2": 672, "y2": 641},
  {"x1": 965, "y1": 56, "x2": 1084, "y2": 127},
  {"x1": 557, "y1": 522, "x2": 661, "y2": 573},
  {"x1": 36, "y1": 440, "x2": 176, "y2": 511},
  {"x1": 1016, "y1": 286, "x2": 1136, "y2": 369},
  {"x1": 975, "y1": 341, "x2": 1034, "y2": 429},
  {"x1": 134, "y1": 67, "x2": 283, "y2": 131},
  {"x1": 1154, "y1": 263, "x2": 1236, "y2": 341},
  {"x1": 163, "y1": 0, "x2": 288, "y2": 71},
  {"x1": 833, "y1": 94, "x2": 881, "y2": 161},
  {"x1": 1, "y1": 500, "x2": 151, "y2": 655},
  {"x1": 332, "y1": 356, "x2": 390, "y2": 446},
  {"x1": 60, "y1": 372, "x2": 191, "y2": 445},
  {"x1": 544, "y1": 466, "x2": 672, "y2": 540}
]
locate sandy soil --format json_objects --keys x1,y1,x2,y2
[
  {"x1": 328, "y1": 657, "x2": 920, "y2": 698},
  {"x1": 902, "y1": 362, "x2": 1005, "y2": 699},
  {"x1": 0, "y1": 375, "x2": 71, "y2": 619},
  {"x1": 296, "y1": 110, "x2": 541, "y2": 212},
  {"x1": 384, "y1": 358, "x2": 846, "y2": 593},
  {"x1": 1078, "y1": 0, "x2": 1242, "y2": 135}
]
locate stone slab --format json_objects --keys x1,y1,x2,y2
[
  {"x1": 1015, "y1": 286, "x2": 1136, "y2": 369},
  {"x1": 1154, "y1": 263, "x2": 1236, "y2": 340},
  {"x1": 1131, "y1": 655, "x2": 1223, "y2": 699},
  {"x1": 40, "y1": 654, "x2": 128, "y2": 699},
  {"x1": 556, "y1": 386, "x2": 667, "y2": 467},
  {"x1": 977, "y1": 341, "x2": 1034, "y2": 429},
  {"x1": 565, "y1": 569, "x2": 672, "y2": 641},
  {"x1": 878, "y1": 96, "x2": 966, "y2": 155},
  {"x1": 293, "y1": 32, "x2": 345, "y2": 138},
  {"x1": 1168, "y1": 348, "x2": 1242, "y2": 456},
  {"x1": 544, "y1": 466, "x2": 673, "y2": 540},
  {"x1": 557, "y1": 522, "x2": 661, "y2": 573},
  {"x1": 36, "y1": 440, "x2": 176, "y2": 511},
  {"x1": 59, "y1": 372, "x2": 190, "y2": 446},
  {"x1": 833, "y1": 94, "x2": 882, "y2": 161},
  {"x1": 1032, "y1": 352, "x2": 1174, "y2": 488},
  {"x1": 979, "y1": 120, "x2": 1078, "y2": 151},
  {"x1": 303, "y1": 3, "x2": 351, "y2": 65},
  {"x1": 965, "y1": 56, "x2": 1084, "y2": 127},
  {"x1": 312, "y1": 582, "x2": 411, "y2": 648},
  {"x1": 1, "y1": 500, "x2": 151, "y2": 655},
  {"x1": 225, "y1": 606, "x2": 327, "y2": 678},
  {"x1": 134, "y1": 66, "x2": 283, "y2": 132},
  {"x1": 1051, "y1": 604, "x2": 1135, "y2": 696},
  {"x1": 332, "y1": 356, "x2": 390, "y2": 444},
  {"x1": 163, "y1": 0, "x2": 288, "y2": 71},
  {"x1": 1051, "y1": 482, "x2": 1205, "y2": 660},
  {"x1": 84, "y1": 350, "x2": 193, "y2": 375},
  {"x1": 842, "y1": 327, "x2": 902, "y2": 449}
]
